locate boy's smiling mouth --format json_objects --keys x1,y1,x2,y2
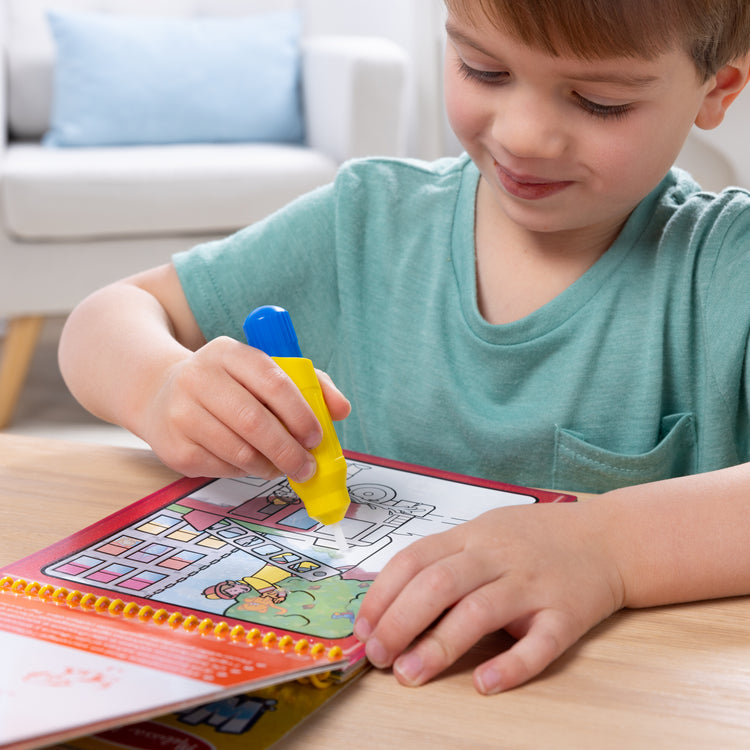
[{"x1": 494, "y1": 161, "x2": 574, "y2": 200}]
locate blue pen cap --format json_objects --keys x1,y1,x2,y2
[{"x1": 243, "y1": 305, "x2": 303, "y2": 358}]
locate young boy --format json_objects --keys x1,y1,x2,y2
[{"x1": 59, "y1": 0, "x2": 750, "y2": 696}]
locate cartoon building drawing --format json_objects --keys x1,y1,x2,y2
[
  {"x1": 34, "y1": 457, "x2": 542, "y2": 641},
  {"x1": 41, "y1": 461, "x2": 436, "y2": 607}
]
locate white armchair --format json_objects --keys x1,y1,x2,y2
[{"x1": 0, "y1": 0, "x2": 409, "y2": 428}]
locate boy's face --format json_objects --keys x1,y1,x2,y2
[{"x1": 444, "y1": 13, "x2": 717, "y2": 240}]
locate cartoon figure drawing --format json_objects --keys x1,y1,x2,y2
[
  {"x1": 202, "y1": 564, "x2": 290, "y2": 614},
  {"x1": 199, "y1": 557, "x2": 370, "y2": 639}
]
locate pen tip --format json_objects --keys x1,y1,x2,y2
[{"x1": 332, "y1": 522, "x2": 349, "y2": 554}]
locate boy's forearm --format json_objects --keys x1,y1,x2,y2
[
  {"x1": 59, "y1": 282, "x2": 192, "y2": 435},
  {"x1": 596, "y1": 464, "x2": 750, "y2": 608}
]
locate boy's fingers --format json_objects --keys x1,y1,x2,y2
[
  {"x1": 162, "y1": 354, "x2": 311, "y2": 480},
  {"x1": 154, "y1": 440, "x2": 247, "y2": 479},
  {"x1": 191, "y1": 412, "x2": 285, "y2": 479},
  {"x1": 228, "y1": 345, "x2": 324, "y2": 449},
  {"x1": 157, "y1": 402, "x2": 278, "y2": 479},
  {"x1": 183, "y1": 342, "x2": 316, "y2": 480},
  {"x1": 473, "y1": 610, "x2": 581, "y2": 695},
  {"x1": 355, "y1": 535, "x2": 457, "y2": 645},
  {"x1": 358, "y1": 539, "x2": 498, "y2": 667},
  {"x1": 392, "y1": 577, "x2": 527, "y2": 687},
  {"x1": 184, "y1": 364, "x2": 310, "y2": 481},
  {"x1": 392, "y1": 599, "x2": 581, "y2": 695},
  {"x1": 315, "y1": 369, "x2": 352, "y2": 420}
]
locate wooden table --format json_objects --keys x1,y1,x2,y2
[{"x1": 2, "y1": 434, "x2": 750, "y2": 749}]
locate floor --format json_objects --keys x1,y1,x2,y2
[{"x1": 3, "y1": 315, "x2": 149, "y2": 449}]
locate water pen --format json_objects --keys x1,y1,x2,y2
[{"x1": 243, "y1": 306, "x2": 350, "y2": 552}]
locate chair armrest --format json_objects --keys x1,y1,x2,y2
[{"x1": 301, "y1": 35, "x2": 409, "y2": 163}]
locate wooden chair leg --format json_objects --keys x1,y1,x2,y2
[{"x1": 0, "y1": 316, "x2": 45, "y2": 430}]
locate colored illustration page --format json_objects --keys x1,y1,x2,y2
[
  {"x1": 64, "y1": 666, "x2": 368, "y2": 750},
  {"x1": 0, "y1": 452, "x2": 574, "y2": 749}
]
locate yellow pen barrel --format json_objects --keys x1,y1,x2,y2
[{"x1": 273, "y1": 356, "x2": 350, "y2": 526}]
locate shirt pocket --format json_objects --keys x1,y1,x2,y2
[{"x1": 552, "y1": 413, "x2": 697, "y2": 493}]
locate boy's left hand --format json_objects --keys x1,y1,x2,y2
[{"x1": 354, "y1": 502, "x2": 624, "y2": 694}]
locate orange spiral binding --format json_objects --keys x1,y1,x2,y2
[
  {"x1": 24, "y1": 580, "x2": 43, "y2": 597},
  {"x1": 167, "y1": 611, "x2": 185, "y2": 629},
  {"x1": 122, "y1": 601, "x2": 141, "y2": 618},
  {"x1": 38, "y1": 584, "x2": 56, "y2": 600},
  {"x1": 229, "y1": 624, "x2": 246, "y2": 641},
  {"x1": 80, "y1": 592, "x2": 98, "y2": 610},
  {"x1": 297, "y1": 671, "x2": 337, "y2": 688},
  {"x1": 307, "y1": 672, "x2": 336, "y2": 688},
  {"x1": 182, "y1": 614, "x2": 200, "y2": 632},
  {"x1": 66, "y1": 590, "x2": 83, "y2": 607},
  {"x1": 0, "y1": 574, "x2": 348, "y2": 671},
  {"x1": 136, "y1": 604, "x2": 154, "y2": 622},
  {"x1": 214, "y1": 621, "x2": 231, "y2": 639}
]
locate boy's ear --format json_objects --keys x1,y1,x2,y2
[{"x1": 695, "y1": 54, "x2": 750, "y2": 130}]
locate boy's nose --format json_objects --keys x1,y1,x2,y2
[{"x1": 490, "y1": 94, "x2": 567, "y2": 161}]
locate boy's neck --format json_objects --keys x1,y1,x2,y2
[{"x1": 474, "y1": 177, "x2": 628, "y2": 325}]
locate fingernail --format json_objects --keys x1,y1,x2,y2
[
  {"x1": 394, "y1": 651, "x2": 424, "y2": 685},
  {"x1": 293, "y1": 456, "x2": 317, "y2": 483},
  {"x1": 354, "y1": 617, "x2": 372, "y2": 642},
  {"x1": 302, "y1": 431, "x2": 322, "y2": 450},
  {"x1": 365, "y1": 638, "x2": 389, "y2": 668},
  {"x1": 476, "y1": 665, "x2": 503, "y2": 695}
]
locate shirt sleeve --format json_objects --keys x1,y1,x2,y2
[
  {"x1": 173, "y1": 181, "x2": 342, "y2": 366},
  {"x1": 699, "y1": 190, "x2": 750, "y2": 459}
]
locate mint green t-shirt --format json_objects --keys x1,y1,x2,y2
[{"x1": 174, "y1": 154, "x2": 750, "y2": 493}]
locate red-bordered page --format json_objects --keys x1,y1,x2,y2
[{"x1": 0, "y1": 453, "x2": 574, "y2": 749}]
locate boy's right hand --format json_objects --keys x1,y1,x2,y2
[
  {"x1": 58, "y1": 265, "x2": 351, "y2": 482},
  {"x1": 139, "y1": 336, "x2": 351, "y2": 480}
]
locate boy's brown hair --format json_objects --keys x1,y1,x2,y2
[{"x1": 445, "y1": 0, "x2": 750, "y2": 81}]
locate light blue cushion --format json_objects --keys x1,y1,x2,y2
[{"x1": 44, "y1": 10, "x2": 304, "y2": 147}]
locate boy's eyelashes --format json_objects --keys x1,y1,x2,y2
[
  {"x1": 572, "y1": 92, "x2": 634, "y2": 121},
  {"x1": 456, "y1": 59, "x2": 634, "y2": 121},
  {"x1": 456, "y1": 59, "x2": 508, "y2": 84}
]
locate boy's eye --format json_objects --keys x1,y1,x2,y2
[
  {"x1": 457, "y1": 59, "x2": 508, "y2": 85},
  {"x1": 573, "y1": 92, "x2": 633, "y2": 121}
]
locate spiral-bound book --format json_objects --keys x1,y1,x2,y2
[{"x1": 0, "y1": 452, "x2": 574, "y2": 750}]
